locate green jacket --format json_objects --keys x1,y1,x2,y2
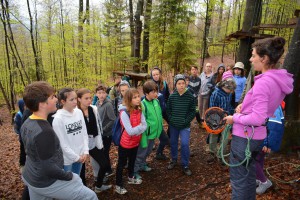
[
  {"x1": 167, "y1": 89, "x2": 195, "y2": 129},
  {"x1": 140, "y1": 98, "x2": 163, "y2": 148}
]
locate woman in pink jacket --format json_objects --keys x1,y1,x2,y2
[{"x1": 224, "y1": 37, "x2": 293, "y2": 199}]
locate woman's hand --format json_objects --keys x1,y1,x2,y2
[
  {"x1": 223, "y1": 115, "x2": 234, "y2": 124},
  {"x1": 235, "y1": 104, "x2": 242, "y2": 113},
  {"x1": 262, "y1": 146, "x2": 271, "y2": 153}
]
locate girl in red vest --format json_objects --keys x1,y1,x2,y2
[{"x1": 115, "y1": 88, "x2": 147, "y2": 195}]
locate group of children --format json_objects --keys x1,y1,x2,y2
[{"x1": 17, "y1": 39, "x2": 290, "y2": 199}]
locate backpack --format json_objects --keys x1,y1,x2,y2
[
  {"x1": 112, "y1": 110, "x2": 129, "y2": 146},
  {"x1": 13, "y1": 111, "x2": 23, "y2": 135}
]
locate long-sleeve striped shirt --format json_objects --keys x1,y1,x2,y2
[
  {"x1": 167, "y1": 89, "x2": 195, "y2": 129},
  {"x1": 209, "y1": 87, "x2": 234, "y2": 115}
]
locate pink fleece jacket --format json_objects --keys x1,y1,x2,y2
[{"x1": 232, "y1": 69, "x2": 293, "y2": 140}]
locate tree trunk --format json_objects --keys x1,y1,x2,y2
[
  {"x1": 280, "y1": 18, "x2": 300, "y2": 152},
  {"x1": 129, "y1": 0, "x2": 134, "y2": 57},
  {"x1": 236, "y1": 0, "x2": 262, "y2": 75},
  {"x1": 217, "y1": 0, "x2": 224, "y2": 38},
  {"x1": 201, "y1": 0, "x2": 214, "y2": 66},
  {"x1": 134, "y1": 0, "x2": 143, "y2": 60},
  {"x1": 26, "y1": 0, "x2": 42, "y2": 81},
  {"x1": 59, "y1": 0, "x2": 67, "y2": 82},
  {"x1": 0, "y1": 0, "x2": 15, "y2": 121},
  {"x1": 142, "y1": 0, "x2": 152, "y2": 72},
  {"x1": 1, "y1": 0, "x2": 29, "y2": 85},
  {"x1": 78, "y1": 0, "x2": 84, "y2": 68},
  {"x1": 221, "y1": 2, "x2": 231, "y2": 62}
]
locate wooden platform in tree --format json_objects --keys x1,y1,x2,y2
[
  {"x1": 225, "y1": 31, "x2": 275, "y2": 40},
  {"x1": 113, "y1": 70, "x2": 150, "y2": 87}
]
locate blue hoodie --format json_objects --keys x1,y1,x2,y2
[{"x1": 14, "y1": 99, "x2": 25, "y2": 135}]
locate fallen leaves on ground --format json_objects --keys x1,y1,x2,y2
[{"x1": 0, "y1": 106, "x2": 299, "y2": 200}]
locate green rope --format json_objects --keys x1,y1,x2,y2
[
  {"x1": 218, "y1": 124, "x2": 253, "y2": 168},
  {"x1": 265, "y1": 162, "x2": 300, "y2": 184}
]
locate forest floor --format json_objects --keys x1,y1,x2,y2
[{"x1": 0, "y1": 105, "x2": 300, "y2": 200}]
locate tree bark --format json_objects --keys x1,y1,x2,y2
[
  {"x1": 129, "y1": 0, "x2": 134, "y2": 57},
  {"x1": 134, "y1": 0, "x2": 143, "y2": 60},
  {"x1": 59, "y1": 0, "x2": 67, "y2": 81},
  {"x1": 27, "y1": 0, "x2": 42, "y2": 81},
  {"x1": 78, "y1": 0, "x2": 84, "y2": 68},
  {"x1": 201, "y1": 0, "x2": 214, "y2": 66},
  {"x1": 279, "y1": 18, "x2": 300, "y2": 153},
  {"x1": 142, "y1": 0, "x2": 152, "y2": 71},
  {"x1": 283, "y1": 17, "x2": 300, "y2": 121},
  {"x1": 236, "y1": 0, "x2": 262, "y2": 75}
]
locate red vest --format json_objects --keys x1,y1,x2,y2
[{"x1": 120, "y1": 109, "x2": 142, "y2": 148}]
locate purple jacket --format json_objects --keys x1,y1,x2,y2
[{"x1": 232, "y1": 69, "x2": 293, "y2": 140}]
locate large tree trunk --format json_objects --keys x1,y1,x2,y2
[
  {"x1": 129, "y1": 0, "x2": 134, "y2": 57},
  {"x1": 201, "y1": 0, "x2": 214, "y2": 67},
  {"x1": 236, "y1": 0, "x2": 262, "y2": 75},
  {"x1": 281, "y1": 18, "x2": 300, "y2": 152},
  {"x1": 134, "y1": 0, "x2": 143, "y2": 60},
  {"x1": 142, "y1": 0, "x2": 152, "y2": 72}
]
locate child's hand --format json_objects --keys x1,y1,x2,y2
[
  {"x1": 81, "y1": 154, "x2": 89, "y2": 163},
  {"x1": 223, "y1": 115, "x2": 233, "y2": 124},
  {"x1": 235, "y1": 104, "x2": 242, "y2": 113},
  {"x1": 262, "y1": 146, "x2": 271, "y2": 153}
]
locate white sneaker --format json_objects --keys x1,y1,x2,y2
[
  {"x1": 256, "y1": 179, "x2": 272, "y2": 195},
  {"x1": 94, "y1": 184, "x2": 112, "y2": 193},
  {"x1": 128, "y1": 176, "x2": 142, "y2": 184},
  {"x1": 115, "y1": 185, "x2": 127, "y2": 195},
  {"x1": 256, "y1": 179, "x2": 261, "y2": 186}
]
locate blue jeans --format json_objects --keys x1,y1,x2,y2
[
  {"x1": 230, "y1": 135, "x2": 263, "y2": 200},
  {"x1": 169, "y1": 125, "x2": 190, "y2": 167},
  {"x1": 64, "y1": 162, "x2": 82, "y2": 175}
]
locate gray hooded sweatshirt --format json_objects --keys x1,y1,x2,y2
[{"x1": 97, "y1": 98, "x2": 116, "y2": 137}]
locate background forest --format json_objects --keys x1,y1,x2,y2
[{"x1": 0, "y1": 0, "x2": 299, "y2": 119}]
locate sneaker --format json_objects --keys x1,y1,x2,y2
[
  {"x1": 256, "y1": 179, "x2": 261, "y2": 186},
  {"x1": 141, "y1": 164, "x2": 152, "y2": 172},
  {"x1": 167, "y1": 161, "x2": 177, "y2": 170},
  {"x1": 134, "y1": 172, "x2": 142, "y2": 180},
  {"x1": 183, "y1": 167, "x2": 192, "y2": 176},
  {"x1": 94, "y1": 185, "x2": 112, "y2": 193},
  {"x1": 128, "y1": 176, "x2": 142, "y2": 184},
  {"x1": 156, "y1": 153, "x2": 168, "y2": 160},
  {"x1": 115, "y1": 185, "x2": 127, "y2": 195},
  {"x1": 256, "y1": 179, "x2": 272, "y2": 195}
]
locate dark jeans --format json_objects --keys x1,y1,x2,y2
[
  {"x1": 80, "y1": 163, "x2": 86, "y2": 186},
  {"x1": 102, "y1": 135, "x2": 113, "y2": 173},
  {"x1": 90, "y1": 147, "x2": 109, "y2": 188},
  {"x1": 19, "y1": 136, "x2": 26, "y2": 166},
  {"x1": 230, "y1": 135, "x2": 263, "y2": 200},
  {"x1": 157, "y1": 129, "x2": 169, "y2": 155},
  {"x1": 116, "y1": 146, "x2": 138, "y2": 187},
  {"x1": 255, "y1": 151, "x2": 267, "y2": 182}
]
